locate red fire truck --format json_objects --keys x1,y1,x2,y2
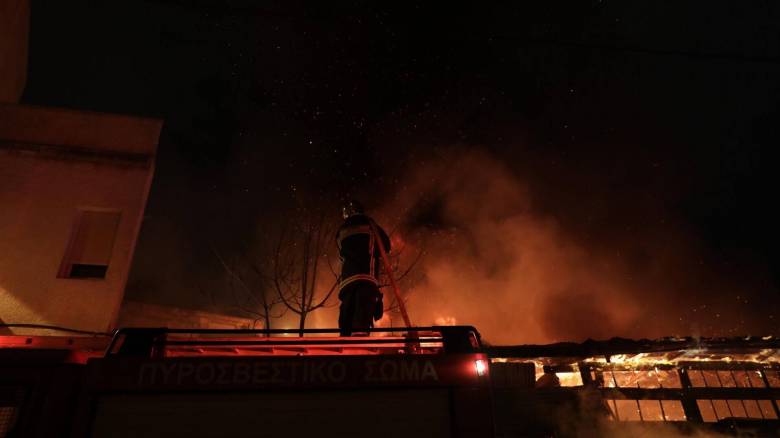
[{"x1": 0, "y1": 326, "x2": 493, "y2": 437}]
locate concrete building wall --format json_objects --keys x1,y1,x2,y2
[
  {"x1": 0, "y1": 0, "x2": 29, "y2": 103},
  {"x1": 0, "y1": 104, "x2": 162, "y2": 334},
  {"x1": 118, "y1": 301, "x2": 260, "y2": 330}
]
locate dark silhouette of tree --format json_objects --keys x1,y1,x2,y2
[
  {"x1": 271, "y1": 209, "x2": 339, "y2": 336},
  {"x1": 206, "y1": 246, "x2": 286, "y2": 333},
  {"x1": 202, "y1": 205, "x2": 424, "y2": 335}
]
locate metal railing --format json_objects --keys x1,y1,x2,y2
[{"x1": 106, "y1": 326, "x2": 483, "y2": 357}]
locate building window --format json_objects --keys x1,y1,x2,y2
[
  {"x1": 602, "y1": 369, "x2": 681, "y2": 388},
  {"x1": 606, "y1": 399, "x2": 686, "y2": 422},
  {"x1": 688, "y1": 369, "x2": 768, "y2": 388},
  {"x1": 697, "y1": 399, "x2": 777, "y2": 421},
  {"x1": 766, "y1": 371, "x2": 780, "y2": 387},
  {"x1": 58, "y1": 209, "x2": 121, "y2": 279}
]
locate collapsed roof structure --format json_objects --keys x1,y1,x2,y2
[{"x1": 487, "y1": 336, "x2": 780, "y2": 435}]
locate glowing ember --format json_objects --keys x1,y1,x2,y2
[{"x1": 434, "y1": 316, "x2": 457, "y2": 326}]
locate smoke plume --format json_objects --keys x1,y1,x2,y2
[{"x1": 376, "y1": 149, "x2": 767, "y2": 344}]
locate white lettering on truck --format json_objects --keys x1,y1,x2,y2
[
  {"x1": 136, "y1": 359, "x2": 439, "y2": 385},
  {"x1": 364, "y1": 360, "x2": 439, "y2": 382}
]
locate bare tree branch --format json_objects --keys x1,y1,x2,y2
[
  {"x1": 378, "y1": 247, "x2": 425, "y2": 287},
  {"x1": 269, "y1": 209, "x2": 340, "y2": 335}
]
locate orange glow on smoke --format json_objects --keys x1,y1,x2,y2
[{"x1": 373, "y1": 150, "x2": 770, "y2": 344}]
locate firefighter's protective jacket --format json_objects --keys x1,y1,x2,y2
[{"x1": 336, "y1": 214, "x2": 391, "y2": 294}]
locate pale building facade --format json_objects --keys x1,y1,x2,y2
[
  {"x1": 118, "y1": 301, "x2": 259, "y2": 330},
  {"x1": 0, "y1": 104, "x2": 162, "y2": 334}
]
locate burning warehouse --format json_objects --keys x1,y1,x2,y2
[
  {"x1": 3, "y1": 0, "x2": 780, "y2": 437},
  {"x1": 488, "y1": 336, "x2": 780, "y2": 436},
  {"x1": 2, "y1": 329, "x2": 780, "y2": 436}
]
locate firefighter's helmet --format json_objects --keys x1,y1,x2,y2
[{"x1": 342, "y1": 199, "x2": 365, "y2": 219}]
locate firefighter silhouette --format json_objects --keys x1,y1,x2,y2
[{"x1": 336, "y1": 200, "x2": 390, "y2": 336}]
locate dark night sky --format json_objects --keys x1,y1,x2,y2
[{"x1": 21, "y1": 1, "x2": 780, "y2": 340}]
